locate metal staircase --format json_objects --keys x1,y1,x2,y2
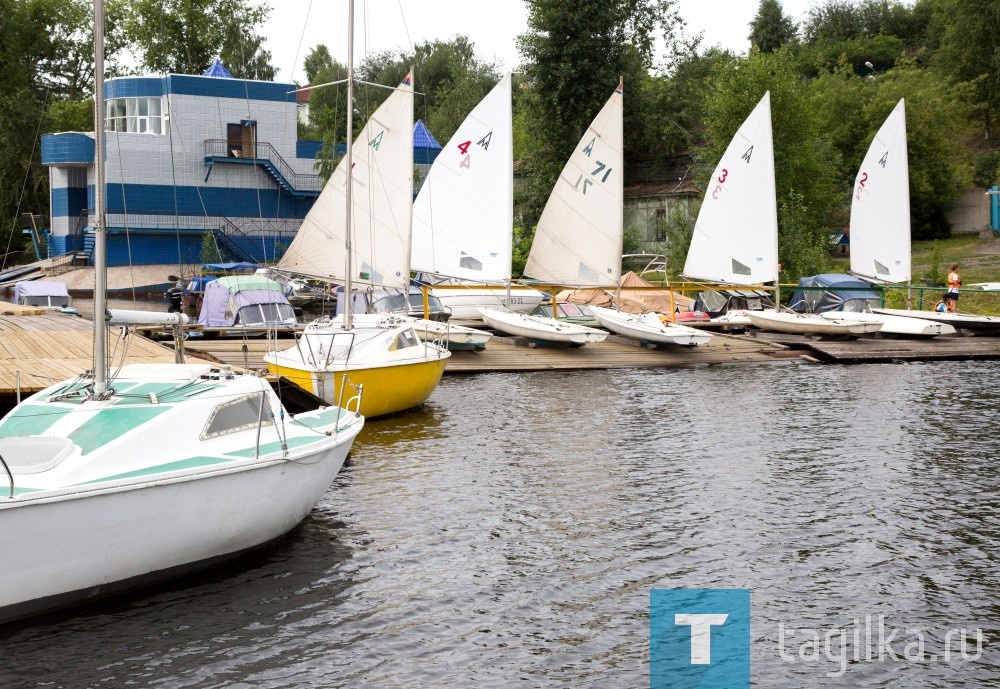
[{"x1": 203, "y1": 140, "x2": 323, "y2": 197}]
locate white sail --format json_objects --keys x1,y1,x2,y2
[
  {"x1": 849, "y1": 99, "x2": 910, "y2": 283},
  {"x1": 523, "y1": 81, "x2": 624, "y2": 287},
  {"x1": 412, "y1": 74, "x2": 513, "y2": 282},
  {"x1": 279, "y1": 71, "x2": 414, "y2": 289},
  {"x1": 683, "y1": 91, "x2": 778, "y2": 285}
]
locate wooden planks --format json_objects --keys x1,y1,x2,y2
[
  {"x1": 180, "y1": 331, "x2": 794, "y2": 375},
  {"x1": 799, "y1": 334, "x2": 1000, "y2": 363},
  {"x1": 0, "y1": 311, "x2": 216, "y2": 395}
]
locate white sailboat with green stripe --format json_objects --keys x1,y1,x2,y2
[{"x1": 0, "y1": 0, "x2": 364, "y2": 624}]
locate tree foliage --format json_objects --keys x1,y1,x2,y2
[
  {"x1": 931, "y1": 0, "x2": 1000, "y2": 137},
  {"x1": 0, "y1": 0, "x2": 94, "y2": 257},
  {"x1": 117, "y1": 0, "x2": 275, "y2": 79},
  {"x1": 749, "y1": 0, "x2": 798, "y2": 54}
]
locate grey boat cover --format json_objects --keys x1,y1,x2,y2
[
  {"x1": 197, "y1": 275, "x2": 291, "y2": 326},
  {"x1": 14, "y1": 280, "x2": 71, "y2": 306},
  {"x1": 789, "y1": 274, "x2": 882, "y2": 313}
]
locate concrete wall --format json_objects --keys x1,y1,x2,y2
[{"x1": 947, "y1": 188, "x2": 991, "y2": 234}]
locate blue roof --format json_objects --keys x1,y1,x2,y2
[
  {"x1": 203, "y1": 58, "x2": 233, "y2": 79},
  {"x1": 413, "y1": 120, "x2": 442, "y2": 150}
]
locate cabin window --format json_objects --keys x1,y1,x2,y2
[
  {"x1": 105, "y1": 96, "x2": 168, "y2": 135},
  {"x1": 393, "y1": 329, "x2": 419, "y2": 350},
  {"x1": 236, "y1": 302, "x2": 295, "y2": 325},
  {"x1": 201, "y1": 393, "x2": 274, "y2": 440}
]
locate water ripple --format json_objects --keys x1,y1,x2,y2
[{"x1": 3, "y1": 361, "x2": 1000, "y2": 687}]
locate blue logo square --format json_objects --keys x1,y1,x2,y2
[{"x1": 650, "y1": 588, "x2": 750, "y2": 689}]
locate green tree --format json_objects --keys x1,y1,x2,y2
[
  {"x1": 200, "y1": 231, "x2": 223, "y2": 264},
  {"x1": 119, "y1": 0, "x2": 275, "y2": 79},
  {"x1": 932, "y1": 0, "x2": 1000, "y2": 137},
  {"x1": 0, "y1": 0, "x2": 100, "y2": 259},
  {"x1": 749, "y1": 0, "x2": 798, "y2": 53}
]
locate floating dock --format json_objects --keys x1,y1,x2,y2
[
  {"x1": 174, "y1": 331, "x2": 799, "y2": 373},
  {"x1": 4, "y1": 308, "x2": 1000, "y2": 409},
  {"x1": 742, "y1": 331, "x2": 1000, "y2": 363}
]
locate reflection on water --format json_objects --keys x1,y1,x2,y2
[{"x1": 3, "y1": 361, "x2": 1000, "y2": 687}]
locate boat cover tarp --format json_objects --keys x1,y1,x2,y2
[
  {"x1": 556, "y1": 271, "x2": 694, "y2": 313},
  {"x1": 197, "y1": 276, "x2": 290, "y2": 326},
  {"x1": 185, "y1": 276, "x2": 218, "y2": 293},
  {"x1": 789, "y1": 273, "x2": 882, "y2": 313},
  {"x1": 14, "y1": 280, "x2": 70, "y2": 302},
  {"x1": 693, "y1": 288, "x2": 774, "y2": 317}
]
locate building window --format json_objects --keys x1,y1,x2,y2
[
  {"x1": 654, "y1": 208, "x2": 667, "y2": 242},
  {"x1": 105, "y1": 96, "x2": 168, "y2": 135}
]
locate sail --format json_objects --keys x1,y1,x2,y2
[
  {"x1": 683, "y1": 91, "x2": 778, "y2": 285},
  {"x1": 412, "y1": 74, "x2": 513, "y2": 282},
  {"x1": 279, "y1": 70, "x2": 414, "y2": 289},
  {"x1": 523, "y1": 81, "x2": 624, "y2": 287},
  {"x1": 849, "y1": 99, "x2": 910, "y2": 283}
]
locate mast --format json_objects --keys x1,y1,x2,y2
[
  {"x1": 342, "y1": 0, "x2": 355, "y2": 330},
  {"x1": 92, "y1": 0, "x2": 108, "y2": 394}
]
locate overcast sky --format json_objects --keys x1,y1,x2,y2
[{"x1": 263, "y1": 0, "x2": 820, "y2": 84}]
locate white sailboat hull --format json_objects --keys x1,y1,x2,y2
[
  {"x1": 590, "y1": 306, "x2": 712, "y2": 346},
  {"x1": 820, "y1": 310, "x2": 955, "y2": 336},
  {"x1": 478, "y1": 307, "x2": 608, "y2": 344},
  {"x1": 409, "y1": 317, "x2": 493, "y2": 350},
  {"x1": 872, "y1": 308, "x2": 1000, "y2": 334},
  {"x1": 749, "y1": 311, "x2": 882, "y2": 335},
  {"x1": 0, "y1": 365, "x2": 364, "y2": 622},
  {"x1": 430, "y1": 284, "x2": 546, "y2": 322}
]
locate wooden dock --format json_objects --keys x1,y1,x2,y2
[
  {"x1": 176, "y1": 331, "x2": 800, "y2": 374},
  {"x1": 745, "y1": 331, "x2": 1000, "y2": 363},
  {"x1": 4, "y1": 308, "x2": 1000, "y2": 405},
  {"x1": 0, "y1": 310, "x2": 213, "y2": 397}
]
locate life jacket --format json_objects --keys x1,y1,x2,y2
[{"x1": 948, "y1": 271, "x2": 962, "y2": 289}]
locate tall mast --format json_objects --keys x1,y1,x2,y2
[
  {"x1": 92, "y1": 0, "x2": 108, "y2": 394},
  {"x1": 342, "y1": 0, "x2": 355, "y2": 330}
]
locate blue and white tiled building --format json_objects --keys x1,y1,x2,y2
[{"x1": 41, "y1": 65, "x2": 324, "y2": 267}]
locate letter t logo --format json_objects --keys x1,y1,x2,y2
[{"x1": 674, "y1": 614, "x2": 730, "y2": 664}]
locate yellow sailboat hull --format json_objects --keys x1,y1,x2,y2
[{"x1": 268, "y1": 358, "x2": 448, "y2": 419}]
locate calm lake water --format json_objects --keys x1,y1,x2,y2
[{"x1": 2, "y1": 360, "x2": 999, "y2": 687}]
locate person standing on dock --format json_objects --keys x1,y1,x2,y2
[{"x1": 946, "y1": 263, "x2": 962, "y2": 312}]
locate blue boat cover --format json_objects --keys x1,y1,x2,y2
[{"x1": 203, "y1": 58, "x2": 233, "y2": 79}]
